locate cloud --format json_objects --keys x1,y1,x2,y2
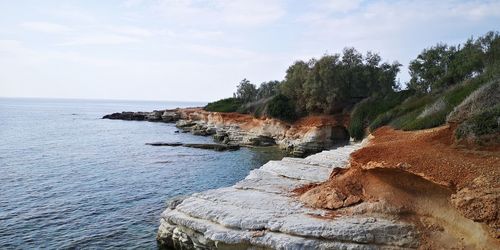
[
  {"x1": 112, "y1": 26, "x2": 154, "y2": 37},
  {"x1": 154, "y1": 0, "x2": 285, "y2": 27},
  {"x1": 321, "y1": 0, "x2": 363, "y2": 13},
  {"x1": 297, "y1": 0, "x2": 500, "y2": 44},
  {"x1": 59, "y1": 34, "x2": 141, "y2": 46},
  {"x1": 184, "y1": 43, "x2": 258, "y2": 59},
  {"x1": 294, "y1": 0, "x2": 500, "y2": 83},
  {"x1": 123, "y1": 0, "x2": 145, "y2": 8},
  {"x1": 20, "y1": 21, "x2": 71, "y2": 33}
]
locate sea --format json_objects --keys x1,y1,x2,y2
[{"x1": 0, "y1": 98, "x2": 284, "y2": 249}]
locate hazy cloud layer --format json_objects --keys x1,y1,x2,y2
[{"x1": 0, "y1": 0, "x2": 499, "y2": 101}]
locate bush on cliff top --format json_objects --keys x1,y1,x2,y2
[
  {"x1": 348, "y1": 90, "x2": 413, "y2": 140},
  {"x1": 267, "y1": 94, "x2": 297, "y2": 122},
  {"x1": 455, "y1": 104, "x2": 500, "y2": 144},
  {"x1": 204, "y1": 98, "x2": 242, "y2": 112},
  {"x1": 364, "y1": 74, "x2": 493, "y2": 133},
  {"x1": 396, "y1": 75, "x2": 490, "y2": 130},
  {"x1": 447, "y1": 78, "x2": 500, "y2": 123}
]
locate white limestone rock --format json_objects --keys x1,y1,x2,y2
[{"x1": 157, "y1": 143, "x2": 420, "y2": 249}]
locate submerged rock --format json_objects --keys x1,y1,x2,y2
[{"x1": 146, "y1": 142, "x2": 240, "y2": 151}]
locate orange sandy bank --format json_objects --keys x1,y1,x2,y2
[
  {"x1": 351, "y1": 126, "x2": 499, "y2": 190},
  {"x1": 298, "y1": 126, "x2": 499, "y2": 248}
]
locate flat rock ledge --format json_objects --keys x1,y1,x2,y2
[
  {"x1": 146, "y1": 142, "x2": 240, "y2": 151},
  {"x1": 157, "y1": 143, "x2": 420, "y2": 249}
]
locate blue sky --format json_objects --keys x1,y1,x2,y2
[{"x1": 0, "y1": 0, "x2": 499, "y2": 102}]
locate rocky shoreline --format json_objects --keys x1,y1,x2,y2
[
  {"x1": 156, "y1": 142, "x2": 420, "y2": 249},
  {"x1": 104, "y1": 108, "x2": 499, "y2": 249},
  {"x1": 103, "y1": 108, "x2": 351, "y2": 157}
]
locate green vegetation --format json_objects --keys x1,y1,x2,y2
[
  {"x1": 455, "y1": 105, "x2": 500, "y2": 142},
  {"x1": 204, "y1": 31, "x2": 500, "y2": 144},
  {"x1": 348, "y1": 91, "x2": 414, "y2": 140},
  {"x1": 206, "y1": 48, "x2": 402, "y2": 121},
  {"x1": 447, "y1": 78, "x2": 500, "y2": 123},
  {"x1": 408, "y1": 31, "x2": 499, "y2": 93},
  {"x1": 204, "y1": 98, "x2": 242, "y2": 112},
  {"x1": 267, "y1": 94, "x2": 296, "y2": 121},
  {"x1": 352, "y1": 31, "x2": 500, "y2": 139},
  {"x1": 281, "y1": 48, "x2": 401, "y2": 115},
  {"x1": 386, "y1": 75, "x2": 490, "y2": 131}
]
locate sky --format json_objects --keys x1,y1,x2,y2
[{"x1": 0, "y1": 0, "x2": 499, "y2": 102}]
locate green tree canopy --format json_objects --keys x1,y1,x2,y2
[
  {"x1": 280, "y1": 48, "x2": 401, "y2": 114},
  {"x1": 234, "y1": 78, "x2": 257, "y2": 103},
  {"x1": 408, "y1": 31, "x2": 499, "y2": 93},
  {"x1": 256, "y1": 80, "x2": 281, "y2": 99}
]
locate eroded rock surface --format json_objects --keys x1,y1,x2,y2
[
  {"x1": 103, "y1": 108, "x2": 351, "y2": 157},
  {"x1": 157, "y1": 143, "x2": 420, "y2": 249}
]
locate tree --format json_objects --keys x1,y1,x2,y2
[
  {"x1": 280, "y1": 48, "x2": 401, "y2": 115},
  {"x1": 408, "y1": 32, "x2": 500, "y2": 93},
  {"x1": 257, "y1": 80, "x2": 281, "y2": 99},
  {"x1": 234, "y1": 78, "x2": 257, "y2": 103},
  {"x1": 408, "y1": 43, "x2": 455, "y2": 93},
  {"x1": 281, "y1": 61, "x2": 310, "y2": 114},
  {"x1": 304, "y1": 54, "x2": 343, "y2": 113},
  {"x1": 267, "y1": 94, "x2": 296, "y2": 121}
]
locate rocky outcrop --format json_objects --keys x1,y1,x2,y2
[
  {"x1": 103, "y1": 110, "x2": 181, "y2": 122},
  {"x1": 104, "y1": 108, "x2": 351, "y2": 157},
  {"x1": 157, "y1": 143, "x2": 421, "y2": 249},
  {"x1": 146, "y1": 142, "x2": 240, "y2": 151}
]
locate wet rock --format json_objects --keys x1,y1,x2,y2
[
  {"x1": 103, "y1": 111, "x2": 146, "y2": 120},
  {"x1": 162, "y1": 111, "x2": 181, "y2": 122},
  {"x1": 184, "y1": 143, "x2": 239, "y2": 151},
  {"x1": 146, "y1": 111, "x2": 163, "y2": 121},
  {"x1": 249, "y1": 135, "x2": 276, "y2": 146},
  {"x1": 176, "y1": 120, "x2": 197, "y2": 128},
  {"x1": 103, "y1": 110, "x2": 181, "y2": 122},
  {"x1": 146, "y1": 142, "x2": 184, "y2": 147},
  {"x1": 146, "y1": 142, "x2": 240, "y2": 151},
  {"x1": 213, "y1": 132, "x2": 228, "y2": 143}
]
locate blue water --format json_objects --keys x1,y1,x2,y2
[{"x1": 0, "y1": 98, "x2": 284, "y2": 249}]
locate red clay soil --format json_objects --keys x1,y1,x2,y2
[
  {"x1": 182, "y1": 108, "x2": 348, "y2": 129},
  {"x1": 293, "y1": 114, "x2": 349, "y2": 128},
  {"x1": 350, "y1": 125, "x2": 500, "y2": 190},
  {"x1": 297, "y1": 125, "x2": 500, "y2": 247}
]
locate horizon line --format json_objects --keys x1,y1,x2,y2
[{"x1": 0, "y1": 95, "x2": 210, "y2": 104}]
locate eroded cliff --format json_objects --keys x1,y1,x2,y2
[
  {"x1": 104, "y1": 108, "x2": 350, "y2": 157},
  {"x1": 298, "y1": 126, "x2": 499, "y2": 249}
]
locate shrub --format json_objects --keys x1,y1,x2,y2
[
  {"x1": 401, "y1": 109, "x2": 449, "y2": 130},
  {"x1": 237, "y1": 97, "x2": 272, "y2": 117},
  {"x1": 370, "y1": 76, "x2": 493, "y2": 132},
  {"x1": 455, "y1": 104, "x2": 500, "y2": 142},
  {"x1": 204, "y1": 98, "x2": 242, "y2": 112},
  {"x1": 447, "y1": 78, "x2": 500, "y2": 123},
  {"x1": 348, "y1": 90, "x2": 413, "y2": 140},
  {"x1": 267, "y1": 94, "x2": 297, "y2": 121},
  {"x1": 443, "y1": 75, "x2": 488, "y2": 107},
  {"x1": 369, "y1": 94, "x2": 434, "y2": 131},
  {"x1": 418, "y1": 98, "x2": 447, "y2": 119}
]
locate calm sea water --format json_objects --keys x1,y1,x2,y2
[{"x1": 0, "y1": 98, "x2": 284, "y2": 249}]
